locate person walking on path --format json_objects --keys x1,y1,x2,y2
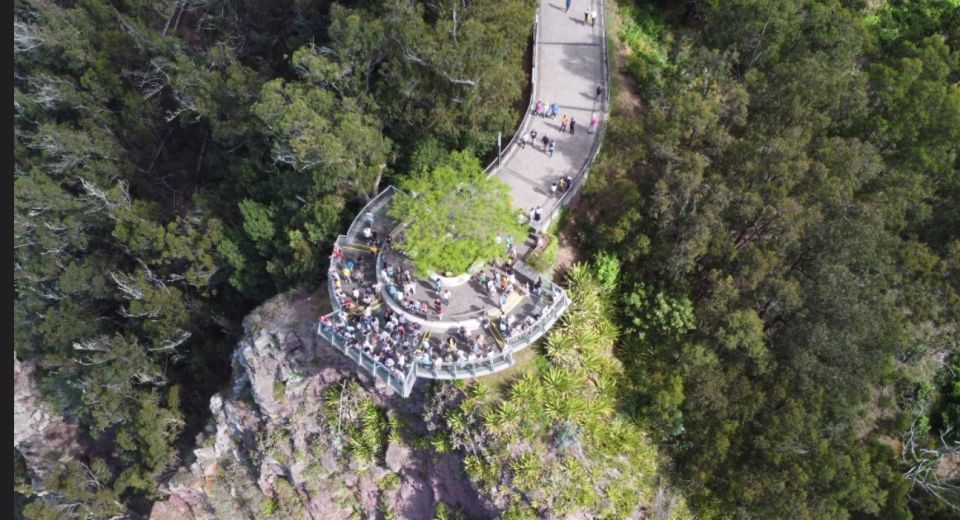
[
  {"x1": 530, "y1": 129, "x2": 538, "y2": 144},
  {"x1": 565, "y1": 0, "x2": 571, "y2": 12},
  {"x1": 591, "y1": 10, "x2": 597, "y2": 27},
  {"x1": 560, "y1": 114, "x2": 569, "y2": 133},
  {"x1": 550, "y1": 102, "x2": 559, "y2": 118},
  {"x1": 541, "y1": 135, "x2": 549, "y2": 151},
  {"x1": 589, "y1": 113, "x2": 598, "y2": 134},
  {"x1": 570, "y1": 118, "x2": 576, "y2": 135},
  {"x1": 534, "y1": 100, "x2": 543, "y2": 116},
  {"x1": 550, "y1": 181, "x2": 558, "y2": 197},
  {"x1": 595, "y1": 83, "x2": 604, "y2": 100},
  {"x1": 534, "y1": 206, "x2": 542, "y2": 223},
  {"x1": 548, "y1": 140, "x2": 555, "y2": 157},
  {"x1": 584, "y1": 10, "x2": 589, "y2": 24},
  {"x1": 519, "y1": 134, "x2": 527, "y2": 149},
  {"x1": 442, "y1": 289, "x2": 451, "y2": 306}
]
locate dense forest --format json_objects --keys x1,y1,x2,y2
[
  {"x1": 12, "y1": 0, "x2": 960, "y2": 518},
  {"x1": 14, "y1": 0, "x2": 536, "y2": 516},
  {"x1": 578, "y1": 0, "x2": 960, "y2": 517}
]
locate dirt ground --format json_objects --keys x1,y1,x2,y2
[{"x1": 553, "y1": 218, "x2": 583, "y2": 280}]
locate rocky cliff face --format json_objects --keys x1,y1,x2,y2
[
  {"x1": 149, "y1": 289, "x2": 493, "y2": 520},
  {"x1": 14, "y1": 354, "x2": 81, "y2": 486}
]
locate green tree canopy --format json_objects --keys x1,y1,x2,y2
[{"x1": 388, "y1": 150, "x2": 524, "y2": 275}]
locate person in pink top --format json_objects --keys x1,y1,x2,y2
[{"x1": 589, "y1": 113, "x2": 598, "y2": 134}]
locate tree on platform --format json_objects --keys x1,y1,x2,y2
[{"x1": 389, "y1": 150, "x2": 524, "y2": 275}]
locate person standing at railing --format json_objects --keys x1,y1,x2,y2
[
  {"x1": 589, "y1": 113, "x2": 598, "y2": 134},
  {"x1": 319, "y1": 314, "x2": 331, "y2": 334}
]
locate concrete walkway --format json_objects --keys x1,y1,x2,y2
[{"x1": 491, "y1": 0, "x2": 608, "y2": 234}]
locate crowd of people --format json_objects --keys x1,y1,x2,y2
[
  {"x1": 319, "y1": 307, "x2": 423, "y2": 382},
  {"x1": 322, "y1": 200, "x2": 564, "y2": 382},
  {"x1": 320, "y1": 301, "x2": 511, "y2": 380}
]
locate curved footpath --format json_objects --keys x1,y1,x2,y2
[
  {"x1": 318, "y1": 0, "x2": 609, "y2": 397},
  {"x1": 490, "y1": 0, "x2": 610, "y2": 247}
]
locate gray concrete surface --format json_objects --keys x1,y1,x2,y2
[{"x1": 492, "y1": 0, "x2": 607, "y2": 226}]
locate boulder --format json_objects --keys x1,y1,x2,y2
[{"x1": 385, "y1": 441, "x2": 411, "y2": 472}]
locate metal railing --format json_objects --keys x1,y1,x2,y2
[
  {"x1": 316, "y1": 319, "x2": 416, "y2": 395},
  {"x1": 315, "y1": 1, "x2": 602, "y2": 396},
  {"x1": 346, "y1": 186, "x2": 399, "y2": 239},
  {"x1": 413, "y1": 281, "x2": 570, "y2": 381},
  {"x1": 535, "y1": 0, "x2": 612, "y2": 233},
  {"x1": 484, "y1": 12, "x2": 540, "y2": 176}
]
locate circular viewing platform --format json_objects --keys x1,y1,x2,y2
[{"x1": 317, "y1": 186, "x2": 570, "y2": 397}]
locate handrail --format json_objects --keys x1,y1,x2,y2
[
  {"x1": 316, "y1": 2, "x2": 594, "y2": 396},
  {"x1": 346, "y1": 186, "x2": 399, "y2": 239},
  {"x1": 535, "y1": 0, "x2": 611, "y2": 233},
  {"x1": 316, "y1": 318, "x2": 416, "y2": 395},
  {"x1": 484, "y1": 12, "x2": 540, "y2": 177}
]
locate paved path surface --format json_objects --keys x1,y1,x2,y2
[{"x1": 492, "y1": 0, "x2": 607, "y2": 234}]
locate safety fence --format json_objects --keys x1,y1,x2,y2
[
  {"x1": 316, "y1": 270, "x2": 570, "y2": 396},
  {"x1": 484, "y1": 12, "x2": 540, "y2": 176},
  {"x1": 535, "y1": 0, "x2": 611, "y2": 233}
]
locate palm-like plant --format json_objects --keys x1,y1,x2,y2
[
  {"x1": 509, "y1": 451, "x2": 541, "y2": 492},
  {"x1": 509, "y1": 371, "x2": 543, "y2": 405},
  {"x1": 545, "y1": 333, "x2": 578, "y2": 367}
]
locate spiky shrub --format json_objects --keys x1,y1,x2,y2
[{"x1": 440, "y1": 263, "x2": 692, "y2": 518}]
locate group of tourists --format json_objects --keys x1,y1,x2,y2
[
  {"x1": 497, "y1": 310, "x2": 541, "y2": 340},
  {"x1": 475, "y1": 263, "x2": 529, "y2": 312},
  {"x1": 425, "y1": 324, "x2": 501, "y2": 372},
  {"x1": 321, "y1": 291, "x2": 510, "y2": 381},
  {"x1": 533, "y1": 100, "x2": 560, "y2": 119},
  {"x1": 520, "y1": 127, "x2": 557, "y2": 157},
  {"x1": 330, "y1": 248, "x2": 377, "y2": 312},
  {"x1": 550, "y1": 175, "x2": 574, "y2": 197},
  {"x1": 323, "y1": 189, "x2": 563, "y2": 382},
  {"x1": 563, "y1": 0, "x2": 598, "y2": 27},
  {"x1": 520, "y1": 90, "x2": 602, "y2": 158},
  {"x1": 321, "y1": 306, "x2": 424, "y2": 381}
]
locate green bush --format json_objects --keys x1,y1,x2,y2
[{"x1": 260, "y1": 497, "x2": 278, "y2": 516}]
